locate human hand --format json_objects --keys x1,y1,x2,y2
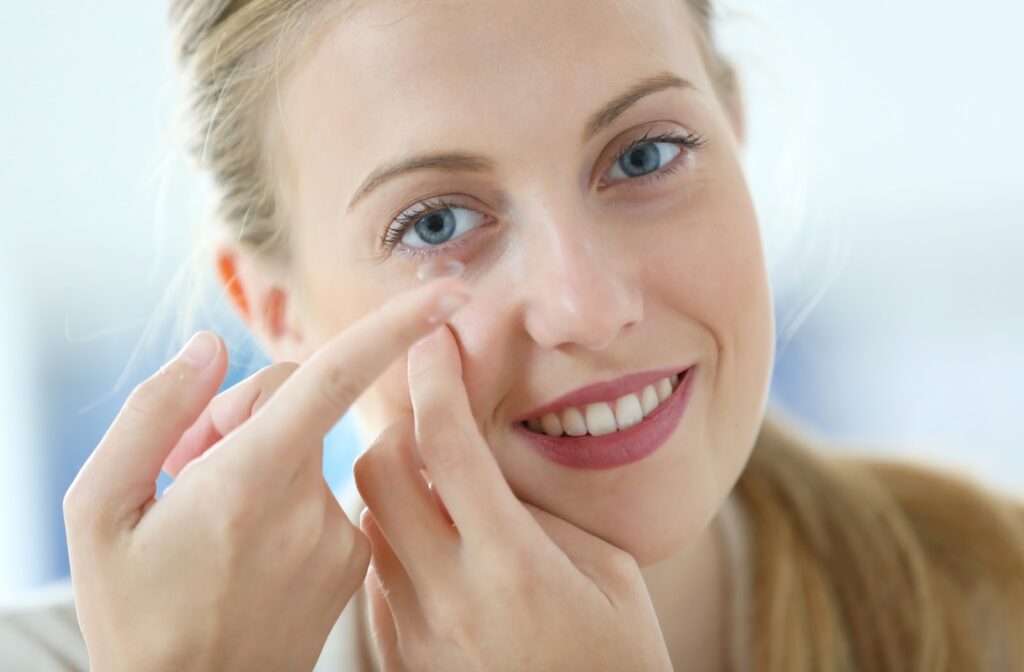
[
  {"x1": 63, "y1": 276, "x2": 471, "y2": 672},
  {"x1": 353, "y1": 325, "x2": 674, "y2": 672}
]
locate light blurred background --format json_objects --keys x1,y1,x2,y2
[{"x1": 2, "y1": 1, "x2": 1022, "y2": 600}]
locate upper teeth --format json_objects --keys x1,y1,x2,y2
[{"x1": 523, "y1": 372, "x2": 683, "y2": 438}]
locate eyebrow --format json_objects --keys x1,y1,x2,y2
[{"x1": 345, "y1": 71, "x2": 696, "y2": 213}]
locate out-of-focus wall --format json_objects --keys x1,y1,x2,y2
[
  {"x1": 726, "y1": 0, "x2": 1024, "y2": 497},
  {"x1": 1, "y1": 1, "x2": 1022, "y2": 599},
  {"x1": 0, "y1": 247, "x2": 49, "y2": 596}
]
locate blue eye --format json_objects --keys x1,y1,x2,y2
[
  {"x1": 399, "y1": 204, "x2": 483, "y2": 248},
  {"x1": 610, "y1": 141, "x2": 680, "y2": 179},
  {"x1": 606, "y1": 130, "x2": 707, "y2": 183},
  {"x1": 383, "y1": 199, "x2": 487, "y2": 253},
  {"x1": 378, "y1": 129, "x2": 707, "y2": 258}
]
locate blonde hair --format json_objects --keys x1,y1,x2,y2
[
  {"x1": 166, "y1": 2, "x2": 1024, "y2": 670},
  {"x1": 743, "y1": 410, "x2": 1024, "y2": 670}
]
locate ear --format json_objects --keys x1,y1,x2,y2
[{"x1": 214, "y1": 240, "x2": 313, "y2": 363}]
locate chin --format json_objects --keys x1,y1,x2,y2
[
  {"x1": 552, "y1": 473, "x2": 723, "y2": 569},
  {"x1": 609, "y1": 496, "x2": 720, "y2": 568},
  {"x1": 504, "y1": 419, "x2": 729, "y2": 567}
]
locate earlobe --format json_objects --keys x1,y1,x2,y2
[
  {"x1": 258, "y1": 286, "x2": 310, "y2": 362},
  {"x1": 264, "y1": 287, "x2": 292, "y2": 340},
  {"x1": 213, "y1": 243, "x2": 309, "y2": 362}
]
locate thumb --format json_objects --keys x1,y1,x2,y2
[{"x1": 71, "y1": 331, "x2": 227, "y2": 531}]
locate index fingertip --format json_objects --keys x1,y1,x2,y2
[
  {"x1": 416, "y1": 258, "x2": 465, "y2": 281},
  {"x1": 428, "y1": 289, "x2": 471, "y2": 325}
]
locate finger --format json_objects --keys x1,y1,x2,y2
[
  {"x1": 363, "y1": 565, "x2": 402, "y2": 670},
  {"x1": 161, "y1": 361, "x2": 299, "y2": 478},
  {"x1": 520, "y1": 501, "x2": 639, "y2": 589},
  {"x1": 70, "y1": 331, "x2": 227, "y2": 531},
  {"x1": 359, "y1": 508, "x2": 426, "y2": 633},
  {"x1": 353, "y1": 415, "x2": 459, "y2": 588},
  {"x1": 406, "y1": 325, "x2": 534, "y2": 548},
  {"x1": 237, "y1": 277, "x2": 471, "y2": 475},
  {"x1": 519, "y1": 501, "x2": 614, "y2": 562},
  {"x1": 427, "y1": 481, "x2": 454, "y2": 526}
]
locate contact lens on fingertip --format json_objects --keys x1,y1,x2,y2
[{"x1": 416, "y1": 258, "x2": 465, "y2": 281}]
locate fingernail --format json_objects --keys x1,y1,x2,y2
[
  {"x1": 179, "y1": 331, "x2": 218, "y2": 369},
  {"x1": 428, "y1": 290, "x2": 471, "y2": 324}
]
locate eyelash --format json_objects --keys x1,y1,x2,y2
[{"x1": 379, "y1": 129, "x2": 709, "y2": 258}]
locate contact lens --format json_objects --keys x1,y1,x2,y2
[{"x1": 416, "y1": 259, "x2": 465, "y2": 281}]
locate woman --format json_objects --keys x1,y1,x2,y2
[{"x1": 3, "y1": 0, "x2": 1023, "y2": 670}]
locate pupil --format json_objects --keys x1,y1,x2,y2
[
  {"x1": 620, "y1": 144, "x2": 660, "y2": 177},
  {"x1": 415, "y1": 210, "x2": 456, "y2": 245}
]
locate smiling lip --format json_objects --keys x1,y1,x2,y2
[
  {"x1": 512, "y1": 365, "x2": 697, "y2": 469},
  {"x1": 511, "y1": 365, "x2": 692, "y2": 424}
]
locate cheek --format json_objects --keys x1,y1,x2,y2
[{"x1": 645, "y1": 187, "x2": 766, "y2": 319}]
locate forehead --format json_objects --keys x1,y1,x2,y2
[{"x1": 276, "y1": 0, "x2": 709, "y2": 216}]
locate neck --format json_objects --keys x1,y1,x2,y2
[{"x1": 640, "y1": 501, "x2": 730, "y2": 672}]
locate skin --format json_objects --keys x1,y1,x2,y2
[
  {"x1": 64, "y1": 279, "x2": 472, "y2": 670},
  {"x1": 217, "y1": 0, "x2": 776, "y2": 668}
]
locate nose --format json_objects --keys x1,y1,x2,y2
[{"x1": 518, "y1": 209, "x2": 643, "y2": 351}]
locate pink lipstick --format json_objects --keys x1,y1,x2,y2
[{"x1": 511, "y1": 365, "x2": 697, "y2": 469}]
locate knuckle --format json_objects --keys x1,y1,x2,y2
[
  {"x1": 253, "y1": 362, "x2": 300, "y2": 410},
  {"x1": 425, "y1": 600, "x2": 472, "y2": 647},
  {"x1": 300, "y1": 494, "x2": 328, "y2": 541},
  {"x1": 352, "y1": 444, "x2": 377, "y2": 475},
  {"x1": 266, "y1": 360, "x2": 301, "y2": 381},
  {"x1": 62, "y1": 475, "x2": 107, "y2": 539},
  {"x1": 353, "y1": 440, "x2": 401, "y2": 491},
  {"x1": 480, "y1": 546, "x2": 535, "y2": 597},
  {"x1": 124, "y1": 374, "x2": 186, "y2": 422},
  {"x1": 215, "y1": 479, "x2": 260, "y2": 539},
  {"x1": 61, "y1": 484, "x2": 89, "y2": 529},
  {"x1": 379, "y1": 415, "x2": 414, "y2": 448},
  {"x1": 345, "y1": 523, "x2": 372, "y2": 573},
  {"x1": 277, "y1": 499, "x2": 324, "y2": 560},
  {"x1": 603, "y1": 547, "x2": 641, "y2": 583},
  {"x1": 424, "y1": 431, "x2": 468, "y2": 474},
  {"x1": 351, "y1": 450, "x2": 379, "y2": 491},
  {"x1": 123, "y1": 381, "x2": 159, "y2": 419},
  {"x1": 62, "y1": 480, "x2": 81, "y2": 514},
  {"x1": 501, "y1": 545, "x2": 535, "y2": 584},
  {"x1": 317, "y1": 366, "x2": 366, "y2": 415},
  {"x1": 219, "y1": 428, "x2": 272, "y2": 479},
  {"x1": 320, "y1": 515, "x2": 371, "y2": 598}
]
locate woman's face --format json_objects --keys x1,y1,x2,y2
[{"x1": 272, "y1": 0, "x2": 775, "y2": 566}]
